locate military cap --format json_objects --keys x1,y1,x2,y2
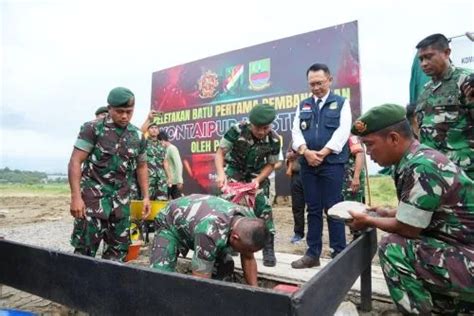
[
  {"x1": 107, "y1": 87, "x2": 135, "y2": 107},
  {"x1": 249, "y1": 104, "x2": 276, "y2": 126},
  {"x1": 95, "y1": 106, "x2": 108, "y2": 116},
  {"x1": 148, "y1": 122, "x2": 158, "y2": 128},
  {"x1": 351, "y1": 104, "x2": 407, "y2": 136}
]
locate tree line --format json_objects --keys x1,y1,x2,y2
[{"x1": 0, "y1": 167, "x2": 66, "y2": 184}]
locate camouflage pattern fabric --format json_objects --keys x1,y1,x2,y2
[
  {"x1": 71, "y1": 214, "x2": 130, "y2": 261},
  {"x1": 73, "y1": 116, "x2": 146, "y2": 219},
  {"x1": 342, "y1": 155, "x2": 365, "y2": 202},
  {"x1": 379, "y1": 140, "x2": 474, "y2": 314},
  {"x1": 71, "y1": 116, "x2": 146, "y2": 260},
  {"x1": 150, "y1": 194, "x2": 256, "y2": 273},
  {"x1": 416, "y1": 65, "x2": 474, "y2": 179},
  {"x1": 145, "y1": 138, "x2": 167, "y2": 200},
  {"x1": 219, "y1": 122, "x2": 281, "y2": 233},
  {"x1": 342, "y1": 136, "x2": 365, "y2": 203}
]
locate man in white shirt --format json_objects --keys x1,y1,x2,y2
[{"x1": 290, "y1": 63, "x2": 351, "y2": 268}]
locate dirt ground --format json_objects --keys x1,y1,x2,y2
[
  {"x1": 0, "y1": 195, "x2": 69, "y2": 228},
  {"x1": 0, "y1": 195, "x2": 357, "y2": 256},
  {"x1": 0, "y1": 193, "x2": 396, "y2": 315}
]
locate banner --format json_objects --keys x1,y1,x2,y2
[
  {"x1": 451, "y1": 34, "x2": 474, "y2": 71},
  {"x1": 151, "y1": 21, "x2": 361, "y2": 195}
]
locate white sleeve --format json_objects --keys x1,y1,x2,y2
[
  {"x1": 324, "y1": 99, "x2": 352, "y2": 154},
  {"x1": 278, "y1": 148, "x2": 284, "y2": 161},
  {"x1": 291, "y1": 105, "x2": 306, "y2": 151}
]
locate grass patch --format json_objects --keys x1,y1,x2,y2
[
  {"x1": 367, "y1": 176, "x2": 397, "y2": 207},
  {"x1": 0, "y1": 183, "x2": 70, "y2": 196},
  {"x1": 0, "y1": 176, "x2": 398, "y2": 207}
]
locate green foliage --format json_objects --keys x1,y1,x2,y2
[
  {"x1": 0, "y1": 167, "x2": 49, "y2": 184},
  {"x1": 368, "y1": 176, "x2": 397, "y2": 207}
]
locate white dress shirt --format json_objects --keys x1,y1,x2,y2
[{"x1": 291, "y1": 91, "x2": 352, "y2": 154}]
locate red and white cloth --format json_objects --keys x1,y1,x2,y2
[{"x1": 221, "y1": 181, "x2": 257, "y2": 208}]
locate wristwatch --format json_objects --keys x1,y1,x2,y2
[{"x1": 298, "y1": 145, "x2": 308, "y2": 155}]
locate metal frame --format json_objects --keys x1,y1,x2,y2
[{"x1": 0, "y1": 229, "x2": 377, "y2": 315}]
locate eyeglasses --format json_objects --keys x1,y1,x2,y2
[{"x1": 308, "y1": 79, "x2": 328, "y2": 88}]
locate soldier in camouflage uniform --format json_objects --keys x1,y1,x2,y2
[
  {"x1": 140, "y1": 110, "x2": 168, "y2": 200},
  {"x1": 350, "y1": 104, "x2": 474, "y2": 315},
  {"x1": 215, "y1": 104, "x2": 281, "y2": 267},
  {"x1": 94, "y1": 106, "x2": 108, "y2": 120},
  {"x1": 342, "y1": 135, "x2": 365, "y2": 203},
  {"x1": 146, "y1": 125, "x2": 167, "y2": 200},
  {"x1": 415, "y1": 33, "x2": 474, "y2": 179},
  {"x1": 68, "y1": 87, "x2": 151, "y2": 261},
  {"x1": 150, "y1": 194, "x2": 270, "y2": 286}
]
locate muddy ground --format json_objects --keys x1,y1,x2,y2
[{"x1": 0, "y1": 194, "x2": 396, "y2": 315}]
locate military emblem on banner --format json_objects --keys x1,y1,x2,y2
[
  {"x1": 223, "y1": 64, "x2": 244, "y2": 93},
  {"x1": 198, "y1": 70, "x2": 219, "y2": 99},
  {"x1": 249, "y1": 58, "x2": 271, "y2": 91}
]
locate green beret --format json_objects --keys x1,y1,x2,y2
[
  {"x1": 249, "y1": 104, "x2": 276, "y2": 126},
  {"x1": 148, "y1": 122, "x2": 158, "y2": 128},
  {"x1": 351, "y1": 104, "x2": 407, "y2": 136},
  {"x1": 107, "y1": 87, "x2": 135, "y2": 107},
  {"x1": 95, "y1": 106, "x2": 108, "y2": 116}
]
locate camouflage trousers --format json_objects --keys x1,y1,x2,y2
[
  {"x1": 149, "y1": 228, "x2": 180, "y2": 272},
  {"x1": 223, "y1": 177, "x2": 275, "y2": 234},
  {"x1": 342, "y1": 176, "x2": 365, "y2": 203},
  {"x1": 149, "y1": 173, "x2": 168, "y2": 200},
  {"x1": 149, "y1": 228, "x2": 234, "y2": 280},
  {"x1": 71, "y1": 214, "x2": 131, "y2": 261},
  {"x1": 379, "y1": 234, "x2": 474, "y2": 315}
]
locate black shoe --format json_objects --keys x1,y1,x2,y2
[
  {"x1": 291, "y1": 255, "x2": 320, "y2": 269},
  {"x1": 262, "y1": 235, "x2": 276, "y2": 267}
]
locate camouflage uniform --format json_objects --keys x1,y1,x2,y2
[
  {"x1": 416, "y1": 65, "x2": 474, "y2": 179},
  {"x1": 145, "y1": 138, "x2": 167, "y2": 200},
  {"x1": 379, "y1": 140, "x2": 474, "y2": 314},
  {"x1": 150, "y1": 194, "x2": 255, "y2": 275},
  {"x1": 342, "y1": 135, "x2": 365, "y2": 203},
  {"x1": 71, "y1": 116, "x2": 146, "y2": 261},
  {"x1": 219, "y1": 122, "x2": 281, "y2": 233}
]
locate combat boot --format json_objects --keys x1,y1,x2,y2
[{"x1": 262, "y1": 235, "x2": 276, "y2": 267}]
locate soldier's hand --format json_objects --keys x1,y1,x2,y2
[
  {"x1": 142, "y1": 197, "x2": 151, "y2": 219},
  {"x1": 70, "y1": 197, "x2": 86, "y2": 219},
  {"x1": 462, "y1": 84, "x2": 474, "y2": 103},
  {"x1": 369, "y1": 206, "x2": 394, "y2": 218},
  {"x1": 286, "y1": 151, "x2": 297, "y2": 161},
  {"x1": 148, "y1": 110, "x2": 158, "y2": 121},
  {"x1": 216, "y1": 174, "x2": 227, "y2": 188},
  {"x1": 252, "y1": 179, "x2": 260, "y2": 190},
  {"x1": 348, "y1": 210, "x2": 369, "y2": 231},
  {"x1": 350, "y1": 178, "x2": 360, "y2": 193}
]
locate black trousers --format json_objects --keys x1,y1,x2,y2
[{"x1": 291, "y1": 172, "x2": 306, "y2": 237}]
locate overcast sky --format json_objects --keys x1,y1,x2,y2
[{"x1": 1, "y1": 0, "x2": 473, "y2": 173}]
